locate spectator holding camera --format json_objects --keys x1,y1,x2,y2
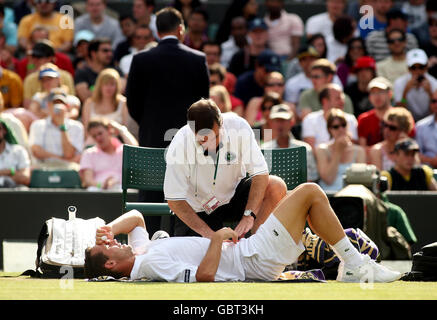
[
  {"x1": 394, "y1": 48, "x2": 437, "y2": 122},
  {"x1": 29, "y1": 89, "x2": 84, "y2": 170}
]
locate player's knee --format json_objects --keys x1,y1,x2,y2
[
  {"x1": 298, "y1": 182, "x2": 325, "y2": 198},
  {"x1": 266, "y1": 175, "x2": 287, "y2": 198}
]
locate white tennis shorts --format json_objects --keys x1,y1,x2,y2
[{"x1": 241, "y1": 214, "x2": 306, "y2": 281}]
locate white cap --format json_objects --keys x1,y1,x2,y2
[{"x1": 406, "y1": 49, "x2": 428, "y2": 67}]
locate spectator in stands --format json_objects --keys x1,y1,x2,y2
[
  {"x1": 119, "y1": 25, "x2": 156, "y2": 75},
  {"x1": 215, "y1": 0, "x2": 258, "y2": 45},
  {"x1": 113, "y1": 15, "x2": 136, "y2": 64},
  {"x1": 172, "y1": 0, "x2": 202, "y2": 26},
  {"x1": 16, "y1": 27, "x2": 75, "y2": 80},
  {"x1": 73, "y1": 30, "x2": 94, "y2": 71},
  {"x1": 315, "y1": 108, "x2": 365, "y2": 192},
  {"x1": 262, "y1": 104, "x2": 319, "y2": 182},
  {"x1": 132, "y1": 0, "x2": 158, "y2": 40},
  {"x1": 325, "y1": 15, "x2": 357, "y2": 64},
  {"x1": 22, "y1": 41, "x2": 75, "y2": 109},
  {"x1": 411, "y1": 0, "x2": 437, "y2": 48},
  {"x1": 74, "y1": 38, "x2": 125, "y2": 103},
  {"x1": 0, "y1": 118, "x2": 30, "y2": 187},
  {"x1": 0, "y1": 4, "x2": 17, "y2": 52},
  {"x1": 0, "y1": 63, "x2": 23, "y2": 109},
  {"x1": 298, "y1": 59, "x2": 354, "y2": 118},
  {"x1": 29, "y1": 90, "x2": 84, "y2": 170},
  {"x1": 359, "y1": 0, "x2": 394, "y2": 39},
  {"x1": 17, "y1": 0, "x2": 73, "y2": 53},
  {"x1": 208, "y1": 63, "x2": 244, "y2": 116},
  {"x1": 220, "y1": 16, "x2": 248, "y2": 69},
  {"x1": 228, "y1": 18, "x2": 268, "y2": 78},
  {"x1": 376, "y1": 28, "x2": 409, "y2": 84},
  {"x1": 183, "y1": 7, "x2": 209, "y2": 51},
  {"x1": 234, "y1": 49, "x2": 281, "y2": 107},
  {"x1": 402, "y1": 0, "x2": 427, "y2": 31},
  {"x1": 81, "y1": 68, "x2": 130, "y2": 146},
  {"x1": 337, "y1": 37, "x2": 367, "y2": 88},
  {"x1": 302, "y1": 84, "x2": 358, "y2": 150},
  {"x1": 305, "y1": 0, "x2": 347, "y2": 39},
  {"x1": 284, "y1": 46, "x2": 320, "y2": 106},
  {"x1": 80, "y1": 118, "x2": 138, "y2": 191},
  {"x1": 0, "y1": 31, "x2": 19, "y2": 73},
  {"x1": 203, "y1": 42, "x2": 222, "y2": 67},
  {"x1": 13, "y1": 0, "x2": 33, "y2": 26},
  {"x1": 263, "y1": 0, "x2": 304, "y2": 61},
  {"x1": 358, "y1": 76, "x2": 396, "y2": 147},
  {"x1": 381, "y1": 138, "x2": 437, "y2": 190},
  {"x1": 210, "y1": 85, "x2": 232, "y2": 114},
  {"x1": 345, "y1": 56, "x2": 376, "y2": 118},
  {"x1": 416, "y1": 90, "x2": 437, "y2": 168},
  {"x1": 251, "y1": 91, "x2": 281, "y2": 144},
  {"x1": 75, "y1": 0, "x2": 124, "y2": 50},
  {"x1": 28, "y1": 64, "x2": 80, "y2": 120},
  {"x1": 368, "y1": 107, "x2": 415, "y2": 171},
  {"x1": 422, "y1": 13, "x2": 437, "y2": 79},
  {"x1": 284, "y1": 33, "x2": 327, "y2": 80},
  {"x1": 394, "y1": 48, "x2": 437, "y2": 122},
  {"x1": 0, "y1": 92, "x2": 29, "y2": 149},
  {"x1": 366, "y1": 8, "x2": 418, "y2": 62},
  {"x1": 245, "y1": 71, "x2": 296, "y2": 127}
]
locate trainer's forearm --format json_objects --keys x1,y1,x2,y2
[
  {"x1": 108, "y1": 210, "x2": 145, "y2": 235},
  {"x1": 245, "y1": 174, "x2": 269, "y2": 214},
  {"x1": 168, "y1": 200, "x2": 215, "y2": 238}
]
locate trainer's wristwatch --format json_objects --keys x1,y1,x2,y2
[{"x1": 243, "y1": 209, "x2": 256, "y2": 220}]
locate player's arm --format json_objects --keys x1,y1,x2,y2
[
  {"x1": 196, "y1": 227, "x2": 238, "y2": 282},
  {"x1": 96, "y1": 210, "x2": 145, "y2": 245}
]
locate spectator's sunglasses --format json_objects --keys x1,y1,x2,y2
[
  {"x1": 431, "y1": 99, "x2": 437, "y2": 104},
  {"x1": 34, "y1": 0, "x2": 57, "y2": 4},
  {"x1": 329, "y1": 123, "x2": 347, "y2": 130},
  {"x1": 382, "y1": 122, "x2": 399, "y2": 131},
  {"x1": 265, "y1": 82, "x2": 284, "y2": 87},
  {"x1": 410, "y1": 65, "x2": 426, "y2": 71},
  {"x1": 387, "y1": 37, "x2": 405, "y2": 44}
]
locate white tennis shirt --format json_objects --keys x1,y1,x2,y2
[{"x1": 164, "y1": 112, "x2": 269, "y2": 212}]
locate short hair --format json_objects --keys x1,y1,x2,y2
[
  {"x1": 156, "y1": 7, "x2": 184, "y2": 34},
  {"x1": 119, "y1": 14, "x2": 135, "y2": 23},
  {"x1": 84, "y1": 247, "x2": 126, "y2": 279},
  {"x1": 201, "y1": 41, "x2": 222, "y2": 55},
  {"x1": 383, "y1": 107, "x2": 414, "y2": 133},
  {"x1": 209, "y1": 63, "x2": 226, "y2": 82},
  {"x1": 88, "y1": 38, "x2": 112, "y2": 58},
  {"x1": 87, "y1": 118, "x2": 110, "y2": 132},
  {"x1": 319, "y1": 83, "x2": 343, "y2": 104},
  {"x1": 386, "y1": 28, "x2": 406, "y2": 40},
  {"x1": 187, "y1": 98, "x2": 223, "y2": 133},
  {"x1": 333, "y1": 15, "x2": 355, "y2": 43},
  {"x1": 311, "y1": 58, "x2": 337, "y2": 75}
]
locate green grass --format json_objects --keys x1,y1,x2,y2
[{"x1": 1, "y1": 272, "x2": 436, "y2": 300}]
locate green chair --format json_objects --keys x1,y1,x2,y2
[
  {"x1": 261, "y1": 146, "x2": 307, "y2": 190},
  {"x1": 122, "y1": 145, "x2": 172, "y2": 216},
  {"x1": 29, "y1": 169, "x2": 82, "y2": 188}
]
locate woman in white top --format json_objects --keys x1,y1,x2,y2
[
  {"x1": 316, "y1": 108, "x2": 365, "y2": 192},
  {"x1": 81, "y1": 68, "x2": 130, "y2": 145},
  {"x1": 368, "y1": 107, "x2": 415, "y2": 171}
]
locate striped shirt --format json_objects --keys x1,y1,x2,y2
[{"x1": 366, "y1": 31, "x2": 418, "y2": 62}]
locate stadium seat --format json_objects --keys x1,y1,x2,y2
[
  {"x1": 29, "y1": 169, "x2": 82, "y2": 188},
  {"x1": 121, "y1": 145, "x2": 308, "y2": 216}
]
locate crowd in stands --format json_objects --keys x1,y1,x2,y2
[{"x1": 1, "y1": 0, "x2": 437, "y2": 193}]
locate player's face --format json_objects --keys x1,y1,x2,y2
[{"x1": 95, "y1": 242, "x2": 134, "y2": 262}]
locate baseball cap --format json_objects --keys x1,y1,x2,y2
[
  {"x1": 269, "y1": 104, "x2": 293, "y2": 120},
  {"x1": 297, "y1": 45, "x2": 319, "y2": 60},
  {"x1": 352, "y1": 56, "x2": 376, "y2": 72},
  {"x1": 394, "y1": 138, "x2": 420, "y2": 152},
  {"x1": 74, "y1": 30, "x2": 95, "y2": 47},
  {"x1": 257, "y1": 50, "x2": 281, "y2": 72},
  {"x1": 248, "y1": 18, "x2": 268, "y2": 32},
  {"x1": 367, "y1": 76, "x2": 393, "y2": 91},
  {"x1": 407, "y1": 49, "x2": 428, "y2": 67},
  {"x1": 30, "y1": 40, "x2": 55, "y2": 58},
  {"x1": 48, "y1": 88, "x2": 68, "y2": 104}
]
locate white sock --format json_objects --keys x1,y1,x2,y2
[{"x1": 331, "y1": 236, "x2": 364, "y2": 267}]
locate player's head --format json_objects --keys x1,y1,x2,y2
[{"x1": 84, "y1": 243, "x2": 134, "y2": 279}]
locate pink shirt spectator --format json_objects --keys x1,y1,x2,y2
[
  {"x1": 79, "y1": 141, "x2": 123, "y2": 188},
  {"x1": 264, "y1": 10, "x2": 304, "y2": 57}
]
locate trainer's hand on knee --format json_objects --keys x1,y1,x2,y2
[{"x1": 234, "y1": 216, "x2": 254, "y2": 239}]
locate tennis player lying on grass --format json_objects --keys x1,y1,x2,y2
[{"x1": 84, "y1": 183, "x2": 401, "y2": 283}]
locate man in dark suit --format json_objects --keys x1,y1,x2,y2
[{"x1": 126, "y1": 7, "x2": 210, "y2": 235}]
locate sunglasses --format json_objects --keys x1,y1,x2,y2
[
  {"x1": 35, "y1": 0, "x2": 57, "y2": 3},
  {"x1": 99, "y1": 48, "x2": 112, "y2": 53},
  {"x1": 265, "y1": 82, "x2": 284, "y2": 87},
  {"x1": 382, "y1": 122, "x2": 399, "y2": 131},
  {"x1": 387, "y1": 37, "x2": 406, "y2": 44},
  {"x1": 330, "y1": 123, "x2": 347, "y2": 130},
  {"x1": 310, "y1": 74, "x2": 325, "y2": 79},
  {"x1": 410, "y1": 65, "x2": 426, "y2": 71}
]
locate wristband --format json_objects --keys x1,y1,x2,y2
[
  {"x1": 10, "y1": 167, "x2": 15, "y2": 176},
  {"x1": 59, "y1": 124, "x2": 67, "y2": 132},
  {"x1": 401, "y1": 98, "x2": 408, "y2": 105},
  {"x1": 96, "y1": 182, "x2": 102, "y2": 189}
]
